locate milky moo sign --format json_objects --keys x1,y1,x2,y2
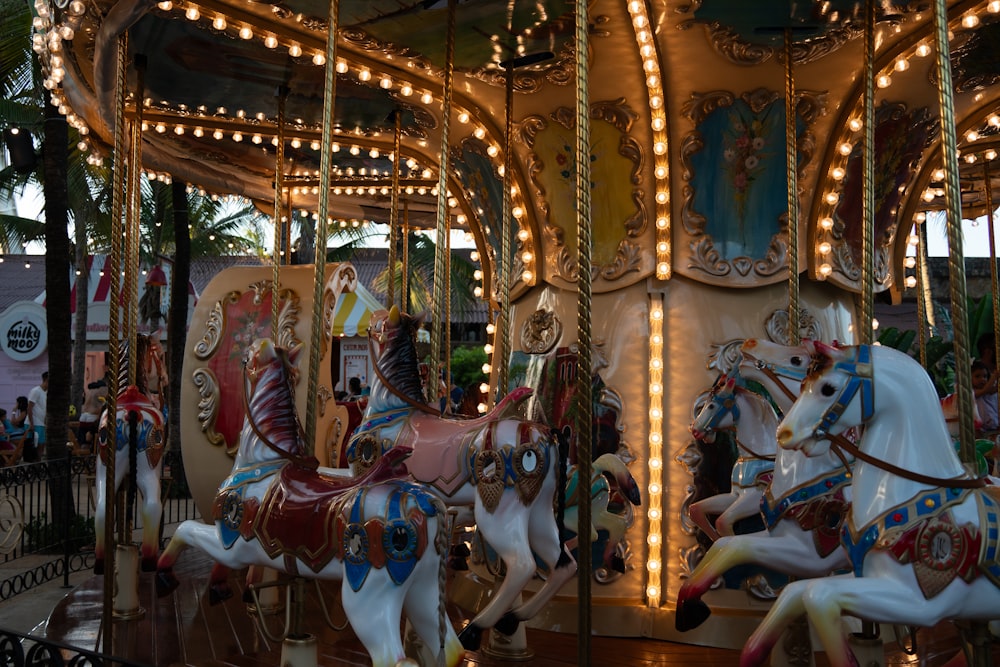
[{"x1": 0, "y1": 302, "x2": 48, "y2": 362}]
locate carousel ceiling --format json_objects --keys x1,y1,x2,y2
[{"x1": 33, "y1": 0, "x2": 1000, "y2": 299}]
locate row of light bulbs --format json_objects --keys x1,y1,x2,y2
[{"x1": 628, "y1": 0, "x2": 671, "y2": 282}]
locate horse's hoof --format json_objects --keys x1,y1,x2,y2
[
  {"x1": 610, "y1": 554, "x2": 626, "y2": 574},
  {"x1": 458, "y1": 623, "x2": 482, "y2": 651},
  {"x1": 93, "y1": 560, "x2": 104, "y2": 576},
  {"x1": 141, "y1": 555, "x2": 158, "y2": 572},
  {"x1": 208, "y1": 583, "x2": 234, "y2": 605},
  {"x1": 675, "y1": 598, "x2": 712, "y2": 632},
  {"x1": 494, "y1": 612, "x2": 520, "y2": 637},
  {"x1": 155, "y1": 570, "x2": 179, "y2": 597}
]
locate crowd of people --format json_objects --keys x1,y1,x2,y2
[{"x1": 974, "y1": 332, "x2": 999, "y2": 437}]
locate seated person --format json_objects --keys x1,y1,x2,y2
[
  {"x1": 0, "y1": 409, "x2": 10, "y2": 447},
  {"x1": 78, "y1": 379, "x2": 108, "y2": 449},
  {"x1": 8, "y1": 397, "x2": 27, "y2": 438},
  {"x1": 973, "y1": 359, "x2": 999, "y2": 434}
]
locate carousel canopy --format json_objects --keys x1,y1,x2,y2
[{"x1": 32, "y1": 0, "x2": 1000, "y2": 299}]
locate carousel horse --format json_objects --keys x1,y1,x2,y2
[
  {"x1": 687, "y1": 374, "x2": 778, "y2": 542},
  {"x1": 675, "y1": 344, "x2": 851, "y2": 631},
  {"x1": 563, "y1": 452, "x2": 642, "y2": 574},
  {"x1": 94, "y1": 333, "x2": 166, "y2": 573},
  {"x1": 741, "y1": 343, "x2": 1000, "y2": 667},
  {"x1": 156, "y1": 338, "x2": 464, "y2": 667},
  {"x1": 346, "y1": 306, "x2": 575, "y2": 651}
]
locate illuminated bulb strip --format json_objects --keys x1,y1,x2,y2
[
  {"x1": 627, "y1": 0, "x2": 670, "y2": 279},
  {"x1": 646, "y1": 295, "x2": 665, "y2": 606}
]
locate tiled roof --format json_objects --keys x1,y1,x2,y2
[
  {"x1": 0, "y1": 255, "x2": 48, "y2": 313},
  {"x1": 0, "y1": 251, "x2": 488, "y2": 323}
]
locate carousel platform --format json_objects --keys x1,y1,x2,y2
[{"x1": 31, "y1": 550, "x2": 998, "y2": 667}]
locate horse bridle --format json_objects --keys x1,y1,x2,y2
[
  {"x1": 741, "y1": 349, "x2": 808, "y2": 404},
  {"x1": 809, "y1": 345, "x2": 984, "y2": 490},
  {"x1": 702, "y1": 382, "x2": 774, "y2": 462}
]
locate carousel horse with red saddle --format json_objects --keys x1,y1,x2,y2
[
  {"x1": 94, "y1": 332, "x2": 167, "y2": 574},
  {"x1": 156, "y1": 338, "x2": 464, "y2": 667},
  {"x1": 346, "y1": 306, "x2": 575, "y2": 650}
]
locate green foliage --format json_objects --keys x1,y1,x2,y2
[
  {"x1": 449, "y1": 346, "x2": 488, "y2": 390},
  {"x1": 25, "y1": 512, "x2": 95, "y2": 554}
]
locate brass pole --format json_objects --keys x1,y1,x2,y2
[
  {"x1": 915, "y1": 221, "x2": 928, "y2": 368},
  {"x1": 784, "y1": 30, "x2": 800, "y2": 345},
  {"x1": 272, "y1": 87, "x2": 287, "y2": 342},
  {"x1": 494, "y1": 59, "x2": 515, "y2": 405},
  {"x1": 102, "y1": 31, "x2": 128, "y2": 657},
  {"x1": 305, "y1": 0, "x2": 341, "y2": 451},
  {"x1": 429, "y1": 0, "x2": 456, "y2": 403},
  {"x1": 860, "y1": 0, "x2": 875, "y2": 346},
  {"x1": 387, "y1": 111, "x2": 401, "y2": 310},
  {"x1": 932, "y1": 0, "x2": 976, "y2": 464},
  {"x1": 402, "y1": 204, "x2": 410, "y2": 311},
  {"x1": 574, "y1": 0, "x2": 593, "y2": 659}
]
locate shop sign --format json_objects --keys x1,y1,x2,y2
[{"x1": 0, "y1": 302, "x2": 48, "y2": 362}]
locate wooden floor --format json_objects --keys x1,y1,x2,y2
[{"x1": 37, "y1": 551, "x2": 999, "y2": 666}]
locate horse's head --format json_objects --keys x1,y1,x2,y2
[
  {"x1": 775, "y1": 342, "x2": 871, "y2": 456},
  {"x1": 690, "y1": 374, "x2": 738, "y2": 441},
  {"x1": 739, "y1": 339, "x2": 813, "y2": 408},
  {"x1": 240, "y1": 338, "x2": 307, "y2": 464}
]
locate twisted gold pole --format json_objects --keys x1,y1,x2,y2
[
  {"x1": 402, "y1": 204, "x2": 410, "y2": 310},
  {"x1": 272, "y1": 87, "x2": 287, "y2": 342},
  {"x1": 574, "y1": 0, "x2": 592, "y2": 658},
  {"x1": 915, "y1": 222, "x2": 928, "y2": 368},
  {"x1": 933, "y1": 0, "x2": 976, "y2": 471},
  {"x1": 387, "y1": 111, "x2": 401, "y2": 310},
  {"x1": 102, "y1": 31, "x2": 128, "y2": 657},
  {"x1": 860, "y1": 0, "x2": 875, "y2": 346},
  {"x1": 429, "y1": 0, "x2": 456, "y2": 404},
  {"x1": 784, "y1": 30, "x2": 800, "y2": 345},
  {"x1": 305, "y1": 0, "x2": 340, "y2": 451},
  {"x1": 494, "y1": 60, "x2": 515, "y2": 406}
]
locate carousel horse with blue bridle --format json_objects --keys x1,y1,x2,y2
[
  {"x1": 675, "y1": 339, "x2": 853, "y2": 632},
  {"x1": 741, "y1": 342, "x2": 1000, "y2": 667},
  {"x1": 687, "y1": 373, "x2": 779, "y2": 542},
  {"x1": 346, "y1": 306, "x2": 575, "y2": 651},
  {"x1": 94, "y1": 332, "x2": 166, "y2": 573},
  {"x1": 156, "y1": 338, "x2": 464, "y2": 667}
]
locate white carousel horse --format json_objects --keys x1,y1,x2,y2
[
  {"x1": 345, "y1": 306, "x2": 576, "y2": 650},
  {"x1": 741, "y1": 343, "x2": 1000, "y2": 667},
  {"x1": 94, "y1": 333, "x2": 166, "y2": 573},
  {"x1": 563, "y1": 452, "x2": 642, "y2": 574},
  {"x1": 688, "y1": 374, "x2": 778, "y2": 542},
  {"x1": 156, "y1": 338, "x2": 464, "y2": 667},
  {"x1": 675, "y1": 342, "x2": 851, "y2": 631}
]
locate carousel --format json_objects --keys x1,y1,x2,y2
[{"x1": 20, "y1": 0, "x2": 1000, "y2": 665}]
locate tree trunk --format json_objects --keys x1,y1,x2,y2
[
  {"x1": 167, "y1": 180, "x2": 190, "y2": 453},
  {"x1": 72, "y1": 205, "x2": 89, "y2": 413},
  {"x1": 42, "y1": 96, "x2": 75, "y2": 534}
]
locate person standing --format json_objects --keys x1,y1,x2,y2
[{"x1": 26, "y1": 371, "x2": 48, "y2": 462}]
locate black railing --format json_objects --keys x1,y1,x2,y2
[
  {"x1": 0, "y1": 627, "x2": 149, "y2": 667},
  {"x1": 0, "y1": 448, "x2": 199, "y2": 601}
]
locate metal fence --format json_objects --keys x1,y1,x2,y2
[{"x1": 0, "y1": 448, "x2": 199, "y2": 602}]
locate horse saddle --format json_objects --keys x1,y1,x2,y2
[{"x1": 252, "y1": 447, "x2": 414, "y2": 572}]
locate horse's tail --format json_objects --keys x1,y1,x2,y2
[
  {"x1": 431, "y1": 494, "x2": 449, "y2": 665},
  {"x1": 553, "y1": 426, "x2": 571, "y2": 562}
]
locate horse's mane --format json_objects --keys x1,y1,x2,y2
[
  {"x1": 247, "y1": 346, "x2": 308, "y2": 459},
  {"x1": 378, "y1": 311, "x2": 427, "y2": 404}
]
